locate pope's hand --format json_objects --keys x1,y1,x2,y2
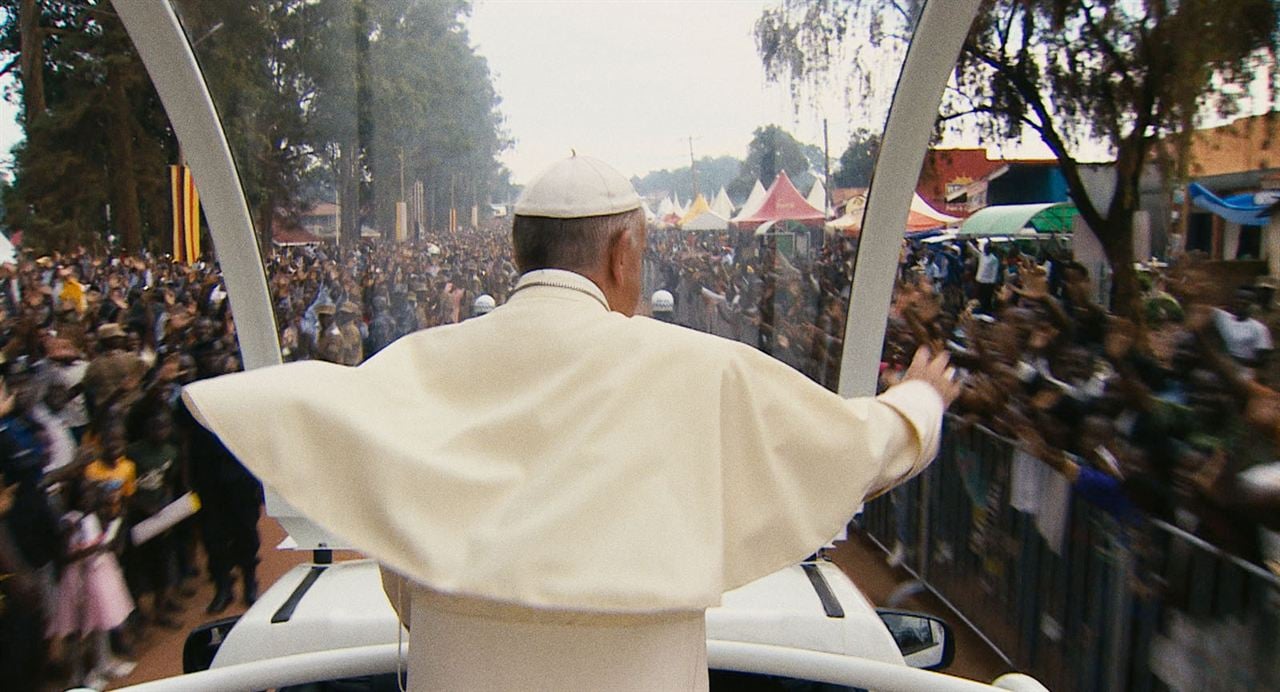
[{"x1": 904, "y1": 346, "x2": 960, "y2": 407}]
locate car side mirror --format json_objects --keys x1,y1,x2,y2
[{"x1": 875, "y1": 608, "x2": 955, "y2": 670}]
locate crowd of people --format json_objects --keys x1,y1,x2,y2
[{"x1": 0, "y1": 219, "x2": 1276, "y2": 688}]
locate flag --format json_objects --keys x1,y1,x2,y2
[{"x1": 170, "y1": 165, "x2": 201, "y2": 264}]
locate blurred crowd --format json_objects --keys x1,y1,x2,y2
[{"x1": 1, "y1": 222, "x2": 1278, "y2": 688}]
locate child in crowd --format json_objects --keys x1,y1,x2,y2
[
  {"x1": 83, "y1": 426, "x2": 136, "y2": 518},
  {"x1": 48, "y1": 479, "x2": 135, "y2": 689}
]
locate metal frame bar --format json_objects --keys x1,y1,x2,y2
[
  {"x1": 838, "y1": 0, "x2": 983, "y2": 397},
  {"x1": 110, "y1": 641, "x2": 1045, "y2": 692},
  {"x1": 110, "y1": 0, "x2": 281, "y2": 371}
]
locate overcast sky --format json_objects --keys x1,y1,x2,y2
[
  {"x1": 0, "y1": 1, "x2": 1066, "y2": 185},
  {"x1": 466, "y1": 0, "x2": 879, "y2": 185}
]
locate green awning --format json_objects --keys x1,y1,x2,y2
[{"x1": 958, "y1": 202, "x2": 1078, "y2": 236}]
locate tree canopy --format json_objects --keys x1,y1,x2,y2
[
  {"x1": 729, "y1": 124, "x2": 817, "y2": 200},
  {"x1": 756, "y1": 0, "x2": 1279, "y2": 316},
  {"x1": 0, "y1": 0, "x2": 509, "y2": 253},
  {"x1": 832, "y1": 128, "x2": 880, "y2": 188},
  {"x1": 631, "y1": 155, "x2": 743, "y2": 203}
]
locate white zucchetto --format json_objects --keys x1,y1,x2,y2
[{"x1": 514, "y1": 154, "x2": 642, "y2": 218}]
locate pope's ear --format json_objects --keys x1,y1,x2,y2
[{"x1": 607, "y1": 228, "x2": 631, "y2": 279}]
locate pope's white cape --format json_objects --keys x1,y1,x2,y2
[{"x1": 182, "y1": 269, "x2": 942, "y2": 614}]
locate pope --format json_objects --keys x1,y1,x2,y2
[{"x1": 182, "y1": 153, "x2": 959, "y2": 691}]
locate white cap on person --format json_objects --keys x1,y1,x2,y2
[
  {"x1": 473, "y1": 294, "x2": 496, "y2": 315},
  {"x1": 514, "y1": 153, "x2": 642, "y2": 219},
  {"x1": 650, "y1": 290, "x2": 674, "y2": 313}
]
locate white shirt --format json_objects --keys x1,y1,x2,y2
[
  {"x1": 1213, "y1": 308, "x2": 1274, "y2": 361},
  {"x1": 183, "y1": 269, "x2": 943, "y2": 613},
  {"x1": 976, "y1": 252, "x2": 1000, "y2": 284}
]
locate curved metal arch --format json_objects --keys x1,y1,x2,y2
[
  {"x1": 112, "y1": 0, "x2": 346, "y2": 550},
  {"x1": 837, "y1": 0, "x2": 982, "y2": 397},
  {"x1": 111, "y1": 0, "x2": 281, "y2": 372}
]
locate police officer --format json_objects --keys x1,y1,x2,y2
[
  {"x1": 650, "y1": 289, "x2": 675, "y2": 323},
  {"x1": 471, "y1": 294, "x2": 496, "y2": 318},
  {"x1": 313, "y1": 304, "x2": 342, "y2": 364},
  {"x1": 337, "y1": 301, "x2": 364, "y2": 366}
]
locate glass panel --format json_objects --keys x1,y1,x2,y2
[
  {"x1": 860, "y1": 3, "x2": 1280, "y2": 690},
  {"x1": 167, "y1": 1, "x2": 921, "y2": 385}
]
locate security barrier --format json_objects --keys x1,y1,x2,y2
[{"x1": 860, "y1": 417, "x2": 1280, "y2": 692}]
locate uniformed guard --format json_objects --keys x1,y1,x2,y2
[
  {"x1": 183, "y1": 153, "x2": 958, "y2": 691},
  {"x1": 471, "y1": 294, "x2": 496, "y2": 318},
  {"x1": 337, "y1": 301, "x2": 364, "y2": 366},
  {"x1": 650, "y1": 289, "x2": 675, "y2": 323},
  {"x1": 313, "y1": 304, "x2": 342, "y2": 364}
]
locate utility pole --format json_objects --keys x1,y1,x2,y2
[
  {"x1": 822, "y1": 119, "x2": 831, "y2": 214},
  {"x1": 688, "y1": 136, "x2": 698, "y2": 197}
]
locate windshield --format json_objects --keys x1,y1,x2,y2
[{"x1": 167, "y1": 0, "x2": 919, "y2": 388}]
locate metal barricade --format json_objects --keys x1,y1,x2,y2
[{"x1": 859, "y1": 415, "x2": 1280, "y2": 692}]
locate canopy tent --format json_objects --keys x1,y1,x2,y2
[
  {"x1": 731, "y1": 171, "x2": 826, "y2": 229},
  {"x1": 656, "y1": 196, "x2": 680, "y2": 226},
  {"x1": 733, "y1": 180, "x2": 768, "y2": 221},
  {"x1": 679, "y1": 194, "x2": 711, "y2": 226},
  {"x1": 679, "y1": 194, "x2": 729, "y2": 231},
  {"x1": 710, "y1": 187, "x2": 735, "y2": 218},
  {"x1": 672, "y1": 191, "x2": 687, "y2": 217},
  {"x1": 1189, "y1": 182, "x2": 1279, "y2": 225},
  {"x1": 641, "y1": 199, "x2": 656, "y2": 223},
  {"x1": 806, "y1": 180, "x2": 830, "y2": 216},
  {"x1": 958, "y1": 202, "x2": 1078, "y2": 237},
  {"x1": 909, "y1": 193, "x2": 960, "y2": 229},
  {"x1": 824, "y1": 192, "x2": 959, "y2": 237}
]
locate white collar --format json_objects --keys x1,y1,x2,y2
[{"x1": 512, "y1": 269, "x2": 610, "y2": 311}]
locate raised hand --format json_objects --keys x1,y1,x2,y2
[{"x1": 904, "y1": 346, "x2": 961, "y2": 406}]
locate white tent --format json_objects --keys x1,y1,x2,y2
[
  {"x1": 657, "y1": 197, "x2": 675, "y2": 218},
  {"x1": 710, "y1": 187, "x2": 735, "y2": 218},
  {"x1": 641, "y1": 199, "x2": 656, "y2": 223},
  {"x1": 679, "y1": 194, "x2": 729, "y2": 231},
  {"x1": 806, "y1": 180, "x2": 829, "y2": 216},
  {"x1": 672, "y1": 191, "x2": 686, "y2": 217},
  {"x1": 731, "y1": 180, "x2": 767, "y2": 222}
]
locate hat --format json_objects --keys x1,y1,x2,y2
[
  {"x1": 473, "y1": 294, "x2": 496, "y2": 315},
  {"x1": 650, "y1": 290, "x2": 674, "y2": 312},
  {"x1": 45, "y1": 338, "x2": 81, "y2": 361},
  {"x1": 514, "y1": 154, "x2": 641, "y2": 218},
  {"x1": 338, "y1": 301, "x2": 360, "y2": 315},
  {"x1": 315, "y1": 304, "x2": 336, "y2": 316},
  {"x1": 97, "y1": 323, "x2": 125, "y2": 340}
]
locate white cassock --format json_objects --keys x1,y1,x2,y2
[{"x1": 182, "y1": 268, "x2": 944, "y2": 691}]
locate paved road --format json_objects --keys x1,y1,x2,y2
[{"x1": 107, "y1": 519, "x2": 1012, "y2": 689}]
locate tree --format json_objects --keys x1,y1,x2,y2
[
  {"x1": 833, "y1": 128, "x2": 880, "y2": 188},
  {"x1": 729, "y1": 124, "x2": 815, "y2": 200},
  {"x1": 756, "y1": 0, "x2": 1279, "y2": 317},
  {"x1": 631, "y1": 155, "x2": 743, "y2": 202},
  {"x1": 0, "y1": 1, "x2": 176, "y2": 252}
]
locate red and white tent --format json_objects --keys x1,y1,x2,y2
[{"x1": 731, "y1": 171, "x2": 826, "y2": 230}]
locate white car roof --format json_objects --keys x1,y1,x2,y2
[{"x1": 212, "y1": 558, "x2": 904, "y2": 669}]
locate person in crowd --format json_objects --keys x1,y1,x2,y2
[
  {"x1": 125, "y1": 411, "x2": 181, "y2": 628},
  {"x1": 1213, "y1": 287, "x2": 1273, "y2": 372},
  {"x1": 48, "y1": 479, "x2": 134, "y2": 689},
  {"x1": 974, "y1": 241, "x2": 1001, "y2": 314},
  {"x1": 337, "y1": 301, "x2": 364, "y2": 366}
]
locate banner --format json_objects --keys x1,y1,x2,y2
[{"x1": 170, "y1": 165, "x2": 201, "y2": 264}]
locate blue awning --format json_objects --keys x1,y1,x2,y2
[{"x1": 1189, "y1": 182, "x2": 1276, "y2": 225}]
